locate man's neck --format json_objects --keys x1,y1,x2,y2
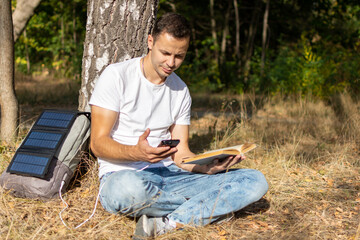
[{"x1": 142, "y1": 55, "x2": 166, "y2": 85}]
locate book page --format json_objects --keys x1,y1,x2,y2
[
  {"x1": 240, "y1": 143, "x2": 257, "y2": 153},
  {"x1": 202, "y1": 144, "x2": 243, "y2": 154}
]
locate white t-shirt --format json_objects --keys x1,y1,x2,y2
[{"x1": 89, "y1": 57, "x2": 192, "y2": 178}]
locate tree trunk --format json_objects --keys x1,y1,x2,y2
[
  {"x1": 79, "y1": 0, "x2": 159, "y2": 112},
  {"x1": 210, "y1": 0, "x2": 219, "y2": 65},
  {"x1": 72, "y1": 2, "x2": 77, "y2": 78},
  {"x1": 220, "y1": 0, "x2": 231, "y2": 65},
  {"x1": 0, "y1": 0, "x2": 19, "y2": 144},
  {"x1": 233, "y1": 0, "x2": 240, "y2": 63},
  {"x1": 243, "y1": 0, "x2": 260, "y2": 83},
  {"x1": 24, "y1": 29, "x2": 31, "y2": 73},
  {"x1": 191, "y1": 24, "x2": 199, "y2": 59},
  {"x1": 261, "y1": 0, "x2": 270, "y2": 76},
  {"x1": 60, "y1": 1, "x2": 65, "y2": 57},
  {"x1": 12, "y1": 0, "x2": 42, "y2": 43}
]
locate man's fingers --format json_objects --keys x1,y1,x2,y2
[
  {"x1": 207, "y1": 155, "x2": 241, "y2": 174},
  {"x1": 139, "y1": 128, "x2": 150, "y2": 141},
  {"x1": 144, "y1": 146, "x2": 178, "y2": 162}
]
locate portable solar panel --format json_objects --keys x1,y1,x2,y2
[
  {"x1": 7, "y1": 152, "x2": 54, "y2": 178},
  {"x1": 7, "y1": 110, "x2": 78, "y2": 178}
]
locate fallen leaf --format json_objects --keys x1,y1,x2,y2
[
  {"x1": 81, "y1": 188, "x2": 90, "y2": 197},
  {"x1": 7, "y1": 202, "x2": 14, "y2": 209},
  {"x1": 218, "y1": 230, "x2": 227, "y2": 236},
  {"x1": 336, "y1": 207, "x2": 343, "y2": 213},
  {"x1": 256, "y1": 220, "x2": 269, "y2": 228},
  {"x1": 327, "y1": 179, "x2": 334, "y2": 187}
]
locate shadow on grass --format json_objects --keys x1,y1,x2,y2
[
  {"x1": 189, "y1": 131, "x2": 215, "y2": 154},
  {"x1": 67, "y1": 148, "x2": 96, "y2": 191},
  {"x1": 234, "y1": 198, "x2": 271, "y2": 218}
]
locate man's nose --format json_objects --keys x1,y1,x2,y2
[{"x1": 167, "y1": 56, "x2": 175, "y2": 68}]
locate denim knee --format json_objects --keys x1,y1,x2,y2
[
  {"x1": 242, "y1": 169, "x2": 268, "y2": 200},
  {"x1": 100, "y1": 170, "x2": 158, "y2": 216}
]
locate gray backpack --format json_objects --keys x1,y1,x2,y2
[{"x1": 0, "y1": 110, "x2": 91, "y2": 200}]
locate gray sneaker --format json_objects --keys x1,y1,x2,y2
[{"x1": 133, "y1": 215, "x2": 175, "y2": 239}]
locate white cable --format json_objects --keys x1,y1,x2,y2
[
  {"x1": 59, "y1": 180, "x2": 104, "y2": 229},
  {"x1": 136, "y1": 163, "x2": 151, "y2": 172},
  {"x1": 59, "y1": 162, "x2": 148, "y2": 229}
]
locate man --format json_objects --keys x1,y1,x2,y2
[{"x1": 89, "y1": 13, "x2": 268, "y2": 239}]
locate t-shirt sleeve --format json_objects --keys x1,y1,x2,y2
[
  {"x1": 89, "y1": 65, "x2": 122, "y2": 112},
  {"x1": 175, "y1": 87, "x2": 192, "y2": 125}
]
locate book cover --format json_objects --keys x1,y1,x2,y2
[{"x1": 183, "y1": 143, "x2": 257, "y2": 165}]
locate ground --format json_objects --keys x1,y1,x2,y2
[{"x1": 0, "y1": 75, "x2": 359, "y2": 239}]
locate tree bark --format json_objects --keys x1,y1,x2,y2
[
  {"x1": 220, "y1": 0, "x2": 231, "y2": 65},
  {"x1": 233, "y1": 0, "x2": 240, "y2": 63},
  {"x1": 24, "y1": 29, "x2": 30, "y2": 73},
  {"x1": 261, "y1": 0, "x2": 270, "y2": 76},
  {"x1": 79, "y1": 0, "x2": 159, "y2": 112},
  {"x1": 210, "y1": 0, "x2": 219, "y2": 65},
  {"x1": 12, "y1": 0, "x2": 42, "y2": 43},
  {"x1": 243, "y1": 0, "x2": 260, "y2": 83},
  {"x1": 0, "y1": 0, "x2": 19, "y2": 144}
]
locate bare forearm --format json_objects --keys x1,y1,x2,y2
[
  {"x1": 90, "y1": 135, "x2": 138, "y2": 162},
  {"x1": 91, "y1": 129, "x2": 177, "y2": 163}
]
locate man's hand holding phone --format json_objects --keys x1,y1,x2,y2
[
  {"x1": 158, "y1": 139, "x2": 180, "y2": 148},
  {"x1": 135, "y1": 129, "x2": 178, "y2": 163}
]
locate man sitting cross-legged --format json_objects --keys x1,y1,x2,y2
[{"x1": 89, "y1": 12, "x2": 268, "y2": 239}]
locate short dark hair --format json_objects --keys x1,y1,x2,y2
[{"x1": 152, "y1": 13, "x2": 191, "y2": 42}]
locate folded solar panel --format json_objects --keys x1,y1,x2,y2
[{"x1": 7, "y1": 110, "x2": 78, "y2": 178}]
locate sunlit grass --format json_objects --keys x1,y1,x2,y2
[{"x1": 0, "y1": 75, "x2": 359, "y2": 239}]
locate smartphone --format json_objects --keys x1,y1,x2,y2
[{"x1": 159, "y1": 139, "x2": 180, "y2": 148}]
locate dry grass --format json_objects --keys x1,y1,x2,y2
[{"x1": 0, "y1": 76, "x2": 359, "y2": 239}]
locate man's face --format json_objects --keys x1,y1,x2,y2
[{"x1": 148, "y1": 32, "x2": 190, "y2": 81}]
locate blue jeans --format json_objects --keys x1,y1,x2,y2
[{"x1": 99, "y1": 164, "x2": 268, "y2": 225}]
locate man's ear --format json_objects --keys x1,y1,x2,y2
[{"x1": 147, "y1": 34, "x2": 154, "y2": 51}]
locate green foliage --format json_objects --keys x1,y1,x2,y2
[
  {"x1": 13, "y1": 0, "x2": 360, "y2": 98},
  {"x1": 256, "y1": 32, "x2": 360, "y2": 97},
  {"x1": 14, "y1": 0, "x2": 87, "y2": 79},
  {"x1": 177, "y1": 0, "x2": 360, "y2": 97},
  {"x1": 178, "y1": 37, "x2": 224, "y2": 93}
]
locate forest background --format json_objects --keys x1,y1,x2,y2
[{"x1": 14, "y1": 0, "x2": 360, "y2": 97}]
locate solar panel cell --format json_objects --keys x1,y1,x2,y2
[
  {"x1": 37, "y1": 119, "x2": 69, "y2": 128},
  {"x1": 9, "y1": 153, "x2": 52, "y2": 177},
  {"x1": 23, "y1": 131, "x2": 63, "y2": 149},
  {"x1": 15, "y1": 153, "x2": 49, "y2": 165},
  {"x1": 11, "y1": 162, "x2": 46, "y2": 176},
  {"x1": 42, "y1": 111, "x2": 74, "y2": 121}
]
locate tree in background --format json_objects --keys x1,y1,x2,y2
[
  {"x1": 12, "y1": 0, "x2": 42, "y2": 42},
  {"x1": 0, "y1": 0, "x2": 18, "y2": 144},
  {"x1": 0, "y1": 0, "x2": 43, "y2": 144},
  {"x1": 78, "y1": 0, "x2": 159, "y2": 111}
]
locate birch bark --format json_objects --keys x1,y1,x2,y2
[{"x1": 79, "y1": 0, "x2": 159, "y2": 111}]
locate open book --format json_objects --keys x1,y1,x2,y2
[{"x1": 183, "y1": 143, "x2": 257, "y2": 165}]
